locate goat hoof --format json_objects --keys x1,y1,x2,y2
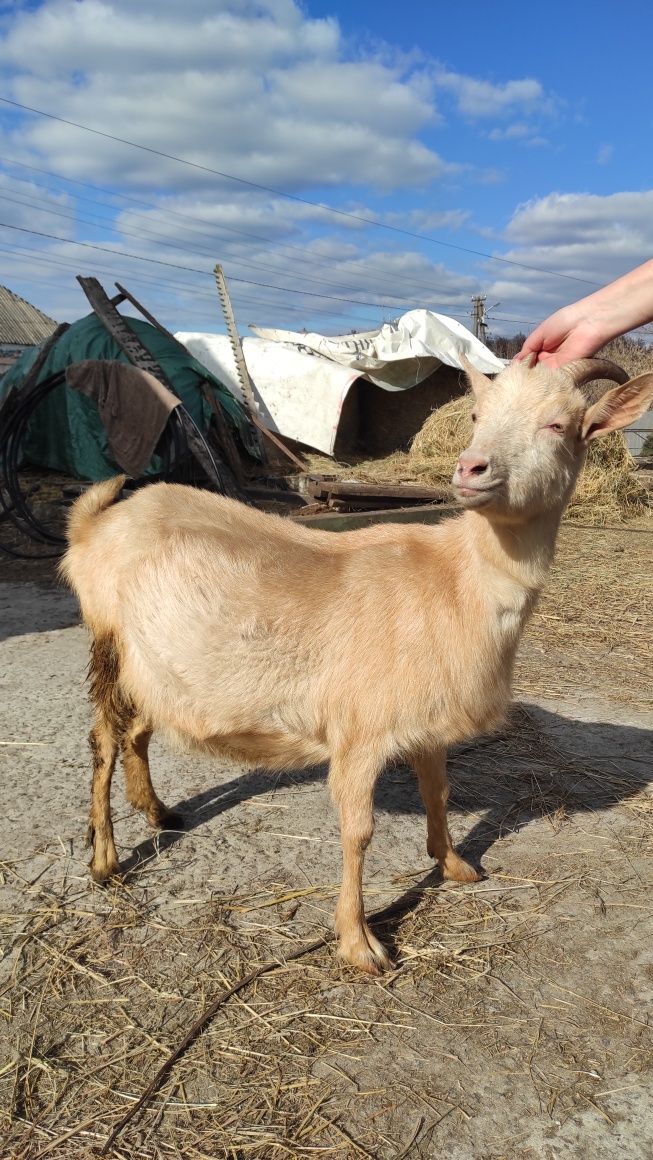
[
  {"x1": 89, "y1": 857, "x2": 122, "y2": 885},
  {"x1": 337, "y1": 928, "x2": 393, "y2": 975},
  {"x1": 441, "y1": 854, "x2": 481, "y2": 883},
  {"x1": 151, "y1": 809, "x2": 184, "y2": 831}
]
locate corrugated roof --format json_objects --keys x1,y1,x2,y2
[{"x1": 0, "y1": 285, "x2": 58, "y2": 345}]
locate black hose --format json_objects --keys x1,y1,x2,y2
[
  {"x1": 0, "y1": 372, "x2": 69, "y2": 557},
  {"x1": 0, "y1": 370, "x2": 240, "y2": 558}
]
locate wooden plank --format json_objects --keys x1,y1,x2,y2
[
  {"x1": 307, "y1": 479, "x2": 449, "y2": 503},
  {"x1": 113, "y1": 282, "x2": 179, "y2": 343},
  {"x1": 77, "y1": 276, "x2": 172, "y2": 389},
  {"x1": 213, "y1": 265, "x2": 306, "y2": 473},
  {"x1": 293, "y1": 502, "x2": 457, "y2": 532},
  {"x1": 248, "y1": 411, "x2": 307, "y2": 472},
  {"x1": 17, "y1": 322, "x2": 70, "y2": 392}
]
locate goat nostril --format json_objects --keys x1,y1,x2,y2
[{"x1": 457, "y1": 454, "x2": 490, "y2": 479}]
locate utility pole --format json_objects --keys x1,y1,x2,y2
[{"x1": 471, "y1": 294, "x2": 488, "y2": 343}]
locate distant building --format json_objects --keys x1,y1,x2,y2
[
  {"x1": 0, "y1": 285, "x2": 58, "y2": 374},
  {"x1": 624, "y1": 412, "x2": 653, "y2": 458}
]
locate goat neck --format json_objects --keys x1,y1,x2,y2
[
  {"x1": 443, "y1": 506, "x2": 562, "y2": 652},
  {"x1": 461, "y1": 504, "x2": 561, "y2": 593}
]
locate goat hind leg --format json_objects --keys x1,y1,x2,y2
[
  {"x1": 414, "y1": 749, "x2": 480, "y2": 883},
  {"x1": 120, "y1": 717, "x2": 182, "y2": 830},
  {"x1": 329, "y1": 749, "x2": 392, "y2": 975},
  {"x1": 87, "y1": 710, "x2": 120, "y2": 882}
]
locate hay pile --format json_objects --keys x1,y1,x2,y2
[
  {"x1": 572, "y1": 427, "x2": 650, "y2": 522},
  {"x1": 305, "y1": 391, "x2": 650, "y2": 525},
  {"x1": 408, "y1": 394, "x2": 473, "y2": 481},
  {"x1": 301, "y1": 398, "x2": 473, "y2": 491}
]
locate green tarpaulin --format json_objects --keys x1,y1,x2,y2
[{"x1": 0, "y1": 312, "x2": 252, "y2": 480}]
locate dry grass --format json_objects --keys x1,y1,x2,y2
[
  {"x1": 2, "y1": 687, "x2": 651, "y2": 1159},
  {"x1": 516, "y1": 520, "x2": 653, "y2": 710},
  {"x1": 598, "y1": 335, "x2": 653, "y2": 378}
]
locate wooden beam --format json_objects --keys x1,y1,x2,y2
[
  {"x1": 293, "y1": 502, "x2": 457, "y2": 532},
  {"x1": 306, "y1": 479, "x2": 450, "y2": 505}
]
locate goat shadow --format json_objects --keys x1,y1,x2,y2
[
  {"x1": 0, "y1": 579, "x2": 79, "y2": 642},
  {"x1": 119, "y1": 704, "x2": 652, "y2": 942}
]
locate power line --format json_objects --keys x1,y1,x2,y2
[
  {"x1": 488, "y1": 314, "x2": 540, "y2": 326},
  {"x1": 0, "y1": 185, "x2": 464, "y2": 309},
  {"x1": 0, "y1": 155, "x2": 480, "y2": 300},
  {"x1": 0, "y1": 242, "x2": 391, "y2": 326},
  {"x1": 0, "y1": 95, "x2": 601, "y2": 287},
  {"x1": 0, "y1": 221, "x2": 422, "y2": 308},
  {"x1": 0, "y1": 188, "x2": 368, "y2": 294}
]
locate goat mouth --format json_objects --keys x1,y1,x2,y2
[{"x1": 453, "y1": 481, "x2": 503, "y2": 503}]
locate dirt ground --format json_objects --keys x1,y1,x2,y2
[{"x1": 0, "y1": 522, "x2": 652, "y2": 1159}]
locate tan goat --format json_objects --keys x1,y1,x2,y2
[{"x1": 61, "y1": 356, "x2": 653, "y2": 973}]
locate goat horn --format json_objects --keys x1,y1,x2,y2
[{"x1": 563, "y1": 358, "x2": 629, "y2": 387}]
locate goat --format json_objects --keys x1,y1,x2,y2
[{"x1": 60, "y1": 356, "x2": 653, "y2": 974}]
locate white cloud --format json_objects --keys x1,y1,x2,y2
[
  {"x1": 487, "y1": 122, "x2": 549, "y2": 146},
  {"x1": 383, "y1": 208, "x2": 471, "y2": 232},
  {"x1": 0, "y1": 0, "x2": 588, "y2": 340},
  {"x1": 488, "y1": 122, "x2": 533, "y2": 141},
  {"x1": 505, "y1": 190, "x2": 653, "y2": 251},
  {"x1": 0, "y1": 0, "x2": 449, "y2": 192},
  {"x1": 485, "y1": 190, "x2": 653, "y2": 333},
  {"x1": 3, "y1": 0, "x2": 341, "y2": 75},
  {"x1": 434, "y1": 70, "x2": 551, "y2": 120},
  {"x1": 0, "y1": 170, "x2": 75, "y2": 237},
  {"x1": 597, "y1": 144, "x2": 614, "y2": 166},
  {"x1": 112, "y1": 191, "x2": 481, "y2": 316}
]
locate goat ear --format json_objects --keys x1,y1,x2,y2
[
  {"x1": 459, "y1": 354, "x2": 491, "y2": 398},
  {"x1": 581, "y1": 373, "x2": 653, "y2": 441}
]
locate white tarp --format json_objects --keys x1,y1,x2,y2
[
  {"x1": 176, "y1": 310, "x2": 504, "y2": 456},
  {"x1": 176, "y1": 332, "x2": 359, "y2": 455},
  {"x1": 252, "y1": 309, "x2": 504, "y2": 389}
]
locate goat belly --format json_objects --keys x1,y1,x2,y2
[{"x1": 197, "y1": 729, "x2": 330, "y2": 770}]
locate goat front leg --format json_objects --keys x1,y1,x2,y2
[
  {"x1": 413, "y1": 749, "x2": 480, "y2": 883},
  {"x1": 120, "y1": 717, "x2": 182, "y2": 830},
  {"x1": 87, "y1": 708, "x2": 120, "y2": 882},
  {"x1": 329, "y1": 748, "x2": 392, "y2": 975}
]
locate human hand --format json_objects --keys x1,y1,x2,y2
[
  {"x1": 515, "y1": 307, "x2": 608, "y2": 368},
  {"x1": 515, "y1": 259, "x2": 653, "y2": 368}
]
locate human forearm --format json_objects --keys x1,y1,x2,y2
[{"x1": 571, "y1": 258, "x2": 653, "y2": 343}]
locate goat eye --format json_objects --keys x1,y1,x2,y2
[
  {"x1": 548, "y1": 422, "x2": 564, "y2": 433},
  {"x1": 471, "y1": 412, "x2": 477, "y2": 423}
]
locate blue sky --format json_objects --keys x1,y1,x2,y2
[{"x1": 0, "y1": 0, "x2": 652, "y2": 339}]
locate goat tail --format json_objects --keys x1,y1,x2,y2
[{"x1": 66, "y1": 475, "x2": 127, "y2": 546}]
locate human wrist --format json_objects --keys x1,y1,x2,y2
[{"x1": 573, "y1": 309, "x2": 620, "y2": 349}]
